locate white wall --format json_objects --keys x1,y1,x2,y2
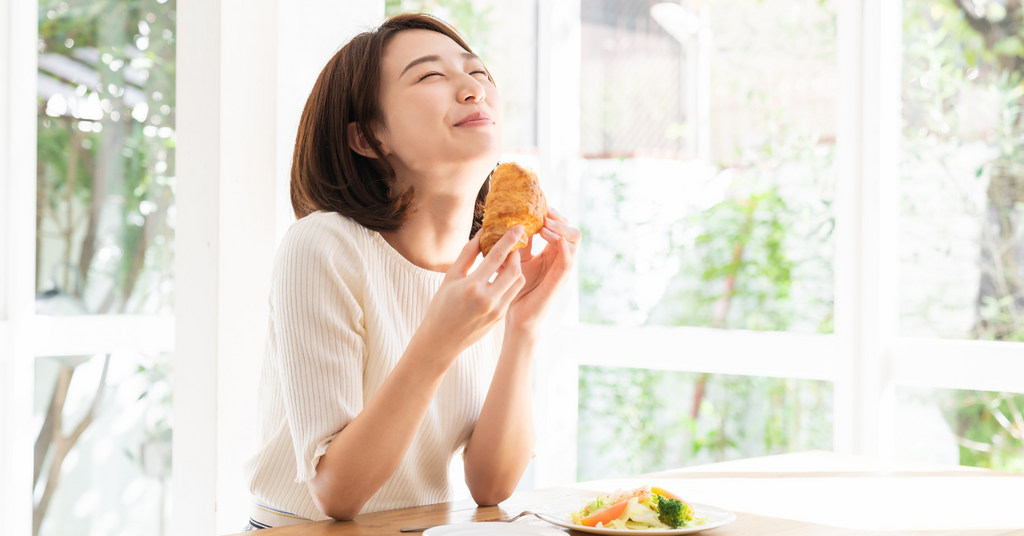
[{"x1": 174, "y1": 2, "x2": 383, "y2": 535}]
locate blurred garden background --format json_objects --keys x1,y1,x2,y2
[
  {"x1": 35, "y1": 1, "x2": 174, "y2": 535},
  {"x1": 29, "y1": 0, "x2": 1024, "y2": 535}
]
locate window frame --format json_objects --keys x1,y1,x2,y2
[{"x1": 2, "y1": 0, "x2": 42, "y2": 533}]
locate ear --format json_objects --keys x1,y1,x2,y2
[{"x1": 347, "y1": 122, "x2": 382, "y2": 159}]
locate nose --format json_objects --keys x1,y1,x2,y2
[{"x1": 456, "y1": 73, "x2": 486, "y2": 104}]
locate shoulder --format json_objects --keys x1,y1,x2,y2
[
  {"x1": 278, "y1": 212, "x2": 370, "y2": 261},
  {"x1": 284, "y1": 211, "x2": 368, "y2": 247},
  {"x1": 274, "y1": 211, "x2": 371, "y2": 286}
]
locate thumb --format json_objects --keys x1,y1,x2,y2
[{"x1": 446, "y1": 235, "x2": 482, "y2": 281}]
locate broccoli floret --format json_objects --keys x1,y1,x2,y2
[{"x1": 656, "y1": 497, "x2": 693, "y2": 529}]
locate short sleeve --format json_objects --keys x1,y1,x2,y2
[{"x1": 270, "y1": 214, "x2": 368, "y2": 483}]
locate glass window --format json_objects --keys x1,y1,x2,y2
[
  {"x1": 897, "y1": 386, "x2": 1023, "y2": 473},
  {"x1": 34, "y1": 2, "x2": 176, "y2": 534},
  {"x1": 37, "y1": 0, "x2": 177, "y2": 316},
  {"x1": 900, "y1": 1, "x2": 1024, "y2": 342},
  {"x1": 34, "y1": 351, "x2": 173, "y2": 536},
  {"x1": 578, "y1": 366, "x2": 832, "y2": 480},
  {"x1": 578, "y1": 0, "x2": 836, "y2": 332}
]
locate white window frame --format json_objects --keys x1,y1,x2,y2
[{"x1": 1, "y1": 0, "x2": 40, "y2": 534}]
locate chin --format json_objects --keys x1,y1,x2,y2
[{"x1": 452, "y1": 141, "x2": 502, "y2": 168}]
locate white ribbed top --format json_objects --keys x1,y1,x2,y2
[{"x1": 243, "y1": 211, "x2": 503, "y2": 522}]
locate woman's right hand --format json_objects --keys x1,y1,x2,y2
[{"x1": 413, "y1": 225, "x2": 528, "y2": 368}]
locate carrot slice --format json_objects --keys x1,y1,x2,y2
[
  {"x1": 651, "y1": 486, "x2": 688, "y2": 505},
  {"x1": 580, "y1": 499, "x2": 629, "y2": 527}
]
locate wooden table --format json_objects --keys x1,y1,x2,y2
[{"x1": 233, "y1": 452, "x2": 1024, "y2": 535}]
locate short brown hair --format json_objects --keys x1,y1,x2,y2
[{"x1": 290, "y1": 13, "x2": 494, "y2": 238}]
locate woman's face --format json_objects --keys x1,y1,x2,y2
[{"x1": 375, "y1": 29, "x2": 502, "y2": 192}]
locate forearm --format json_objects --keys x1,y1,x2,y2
[
  {"x1": 463, "y1": 327, "x2": 539, "y2": 505},
  {"x1": 306, "y1": 334, "x2": 453, "y2": 520}
]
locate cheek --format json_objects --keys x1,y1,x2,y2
[
  {"x1": 388, "y1": 90, "x2": 449, "y2": 143},
  {"x1": 487, "y1": 84, "x2": 503, "y2": 119},
  {"x1": 406, "y1": 88, "x2": 448, "y2": 122}
]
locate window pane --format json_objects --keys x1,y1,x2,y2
[
  {"x1": 900, "y1": 2, "x2": 1024, "y2": 341},
  {"x1": 897, "y1": 386, "x2": 1023, "y2": 473},
  {"x1": 578, "y1": 366, "x2": 833, "y2": 480},
  {"x1": 34, "y1": 351, "x2": 173, "y2": 536},
  {"x1": 578, "y1": 0, "x2": 835, "y2": 332},
  {"x1": 37, "y1": 0, "x2": 177, "y2": 316}
]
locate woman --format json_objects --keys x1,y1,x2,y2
[{"x1": 241, "y1": 13, "x2": 582, "y2": 530}]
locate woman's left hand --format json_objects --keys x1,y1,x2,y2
[{"x1": 502, "y1": 206, "x2": 581, "y2": 334}]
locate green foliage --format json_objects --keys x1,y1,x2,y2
[
  {"x1": 578, "y1": 0, "x2": 835, "y2": 477},
  {"x1": 578, "y1": 366, "x2": 682, "y2": 477},
  {"x1": 577, "y1": 366, "x2": 832, "y2": 480},
  {"x1": 37, "y1": 0, "x2": 176, "y2": 314},
  {"x1": 904, "y1": 388, "x2": 1024, "y2": 474},
  {"x1": 901, "y1": 0, "x2": 1024, "y2": 471},
  {"x1": 678, "y1": 189, "x2": 794, "y2": 331},
  {"x1": 579, "y1": 0, "x2": 1022, "y2": 479}
]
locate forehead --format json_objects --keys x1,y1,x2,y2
[{"x1": 382, "y1": 29, "x2": 470, "y2": 75}]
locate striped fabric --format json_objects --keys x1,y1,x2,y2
[{"x1": 242, "y1": 211, "x2": 503, "y2": 524}]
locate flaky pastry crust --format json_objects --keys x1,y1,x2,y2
[{"x1": 479, "y1": 162, "x2": 547, "y2": 256}]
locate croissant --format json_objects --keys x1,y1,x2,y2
[{"x1": 479, "y1": 162, "x2": 547, "y2": 257}]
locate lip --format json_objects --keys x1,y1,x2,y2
[{"x1": 454, "y1": 111, "x2": 494, "y2": 127}]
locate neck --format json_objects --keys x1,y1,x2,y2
[{"x1": 378, "y1": 169, "x2": 482, "y2": 273}]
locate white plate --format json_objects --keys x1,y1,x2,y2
[
  {"x1": 533, "y1": 503, "x2": 737, "y2": 535},
  {"x1": 424, "y1": 523, "x2": 566, "y2": 536}
]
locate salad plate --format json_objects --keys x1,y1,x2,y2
[
  {"x1": 530, "y1": 485, "x2": 736, "y2": 535},
  {"x1": 534, "y1": 503, "x2": 736, "y2": 535}
]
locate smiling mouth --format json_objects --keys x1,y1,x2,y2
[{"x1": 455, "y1": 112, "x2": 494, "y2": 127}]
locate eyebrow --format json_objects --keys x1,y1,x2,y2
[{"x1": 400, "y1": 52, "x2": 481, "y2": 78}]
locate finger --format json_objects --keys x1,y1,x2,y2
[
  {"x1": 490, "y1": 251, "x2": 516, "y2": 282},
  {"x1": 474, "y1": 225, "x2": 525, "y2": 279},
  {"x1": 537, "y1": 237, "x2": 574, "y2": 294},
  {"x1": 490, "y1": 249, "x2": 523, "y2": 295},
  {"x1": 497, "y1": 271, "x2": 527, "y2": 312},
  {"x1": 543, "y1": 217, "x2": 582, "y2": 247},
  {"x1": 540, "y1": 226, "x2": 577, "y2": 254},
  {"x1": 519, "y1": 233, "x2": 536, "y2": 262},
  {"x1": 446, "y1": 235, "x2": 482, "y2": 281}
]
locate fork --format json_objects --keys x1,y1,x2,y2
[{"x1": 399, "y1": 510, "x2": 539, "y2": 532}]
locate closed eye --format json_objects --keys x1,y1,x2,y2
[{"x1": 418, "y1": 70, "x2": 488, "y2": 82}]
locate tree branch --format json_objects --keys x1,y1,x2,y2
[
  {"x1": 33, "y1": 366, "x2": 73, "y2": 487},
  {"x1": 33, "y1": 355, "x2": 111, "y2": 536}
]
